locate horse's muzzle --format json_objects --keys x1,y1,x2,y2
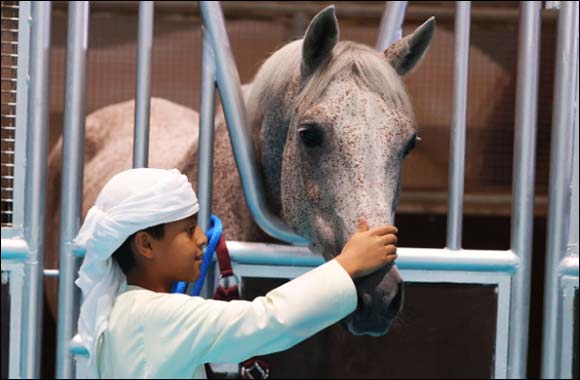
[{"x1": 342, "y1": 270, "x2": 404, "y2": 336}]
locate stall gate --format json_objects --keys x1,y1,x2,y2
[{"x1": 1, "y1": 1, "x2": 578, "y2": 379}]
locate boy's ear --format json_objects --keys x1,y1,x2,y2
[{"x1": 132, "y1": 231, "x2": 155, "y2": 260}]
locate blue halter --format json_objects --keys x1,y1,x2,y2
[{"x1": 171, "y1": 214, "x2": 222, "y2": 296}]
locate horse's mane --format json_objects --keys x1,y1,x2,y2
[{"x1": 246, "y1": 39, "x2": 415, "y2": 127}]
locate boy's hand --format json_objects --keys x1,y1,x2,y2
[{"x1": 335, "y1": 216, "x2": 398, "y2": 278}]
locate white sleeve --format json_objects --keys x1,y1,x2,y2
[{"x1": 142, "y1": 259, "x2": 357, "y2": 373}]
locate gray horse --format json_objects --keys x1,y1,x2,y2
[{"x1": 46, "y1": 6, "x2": 434, "y2": 337}]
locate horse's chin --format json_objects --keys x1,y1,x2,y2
[
  {"x1": 340, "y1": 305, "x2": 395, "y2": 337},
  {"x1": 339, "y1": 265, "x2": 404, "y2": 336}
]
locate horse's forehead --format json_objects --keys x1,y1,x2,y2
[{"x1": 310, "y1": 79, "x2": 414, "y2": 134}]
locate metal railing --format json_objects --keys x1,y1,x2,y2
[{"x1": 541, "y1": 1, "x2": 579, "y2": 378}]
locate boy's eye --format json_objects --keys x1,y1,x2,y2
[{"x1": 186, "y1": 226, "x2": 195, "y2": 235}]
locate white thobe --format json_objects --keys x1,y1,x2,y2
[{"x1": 97, "y1": 259, "x2": 357, "y2": 379}]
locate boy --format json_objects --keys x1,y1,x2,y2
[{"x1": 75, "y1": 168, "x2": 398, "y2": 379}]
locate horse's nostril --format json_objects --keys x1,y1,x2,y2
[{"x1": 386, "y1": 282, "x2": 404, "y2": 318}]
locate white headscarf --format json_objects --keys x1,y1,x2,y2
[{"x1": 74, "y1": 168, "x2": 199, "y2": 378}]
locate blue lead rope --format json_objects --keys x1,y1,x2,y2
[{"x1": 171, "y1": 214, "x2": 223, "y2": 296}]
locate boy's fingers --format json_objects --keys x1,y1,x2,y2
[
  {"x1": 356, "y1": 216, "x2": 369, "y2": 232},
  {"x1": 381, "y1": 234, "x2": 398, "y2": 245},
  {"x1": 385, "y1": 244, "x2": 397, "y2": 255},
  {"x1": 370, "y1": 225, "x2": 398, "y2": 236}
]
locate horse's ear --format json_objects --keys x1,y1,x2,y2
[
  {"x1": 301, "y1": 5, "x2": 339, "y2": 79},
  {"x1": 384, "y1": 17, "x2": 435, "y2": 76}
]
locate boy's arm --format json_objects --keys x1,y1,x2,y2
[{"x1": 143, "y1": 259, "x2": 356, "y2": 374}]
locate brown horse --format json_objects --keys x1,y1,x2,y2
[{"x1": 46, "y1": 6, "x2": 434, "y2": 336}]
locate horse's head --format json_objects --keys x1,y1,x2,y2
[{"x1": 248, "y1": 6, "x2": 434, "y2": 336}]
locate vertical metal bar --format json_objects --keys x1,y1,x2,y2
[
  {"x1": 567, "y1": 28, "x2": 579, "y2": 272},
  {"x1": 542, "y1": 1, "x2": 579, "y2": 378},
  {"x1": 12, "y1": 1, "x2": 32, "y2": 232},
  {"x1": 198, "y1": 28, "x2": 216, "y2": 235},
  {"x1": 132, "y1": 1, "x2": 154, "y2": 168},
  {"x1": 196, "y1": 27, "x2": 217, "y2": 299},
  {"x1": 21, "y1": 2, "x2": 51, "y2": 378},
  {"x1": 446, "y1": 1, "x2": 470, "y2": 250},
  {"x1": 507, "y1": 3, "x2": 542, "y2": 378},
  {"x1": 55, "y1": 2, "x2": 89, "y2": 378},
  {"x1": 198, "y1": 1, "x2": 308, "y2": 246},
  {"x1": 376, "y1": 1, "x2": 408, "y2": 51}
]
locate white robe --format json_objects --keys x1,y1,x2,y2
[{"x1": 97, "y1": 259, "x2": 357, "y2": 379}]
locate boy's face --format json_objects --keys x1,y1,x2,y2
[{"x1": 149, "y1": 214, "x2": 208, "y2": 284}]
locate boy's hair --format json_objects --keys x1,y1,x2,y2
[{"x1": 112, "y1": 223, "x2": 165, "y2": 275}]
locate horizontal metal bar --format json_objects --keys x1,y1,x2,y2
[
  {"x1": 226, "y1": 242, "x2": 322, "y2": 267},
  {"x1": 71, "y1": 240, "x2": 520, "y2": 273},
  {"x1": 559, "y1": 256, "x2": 579, "y2": 276},
  {"x1": 397, "y1": 248, "x2": 519, "y2": 273},
  {"x1": 225, "y1": 242, "x2": 520, "y2": 273},
  {"x1": 0, "y1": 237, "x2": 29, "y2": 260},
  {"x1": 43, "y1": 269, "x2": 59, "y2": 277}
]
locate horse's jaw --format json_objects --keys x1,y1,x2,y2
[
  {"x1": 337, "y1": 258, "x2": 404, "y2": 336},
  {"x1": 340, "y1": 266, "x2": 404, "y2": 335}
]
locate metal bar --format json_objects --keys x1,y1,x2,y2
[
  {"x1": 0, "y1": 237, "x2": 30, "y2": 260},
  {"x1": 195, "y1": 27, "x2": 217, "y2": 299},
  {"x1": 70, "y1": 239, "x2": 518, "y2": 273},
  {"x1": 559, "y1": 283, "x2": 576, "y2": 378},
  {"x1": 132, "y1": 1, "x2": 154, "y2": 168},
  {"x1": 55, "y1": 2, "x2": 89, "y2": 378},
  {"x1": 446, "y1": 1, "x2": 470, "y2": 250},
  {"x1": 197, "y1": 27, "x2": 216, "y2": 235},
  {"x1": 507, "y1": 3, "x2": 541, "y2": 378},
  {"x1": 559, "y1": 256, "x2": 579, "y2": 277},
  {"x1": 541, "y1": 2, "x2": 579, "y2": 378},
  {"x1": 21, "y1": 2, "x2": 52, "y2": 378},
  {"x1": 198, "y1": 1, "x2": 308, "y2": 246},
  {"x1": 44, "y1": 269, "x2": 59, "y2": 277},
  {"x1": 375, "y1": 1, "x2": 408, "y2": 51},
  {"x1": 226, "y1": 243, "x2": 520, "y2": 272}
]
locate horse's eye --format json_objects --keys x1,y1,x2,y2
[
  {"x1": 298, "y1": 124, "x2": 324, "y2": 148},
  {"x1": 402, "y1": 134, "x2": 417, "y2": 157}
]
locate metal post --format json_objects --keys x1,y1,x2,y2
[
  {"x1": 446, "y1": 1, "x2": 470, "y2": 250},
  {"x1": 198, "y1": 1, "x2": 308, "y2": 246},
  {"x1": 507, "y1": 2, "x2": 542, "y2": 378},
  {"x1": 55, "y1": 2, "x2": 89, "y2": 378},
  {"x1": 133, "y1": 1, "x2": 154, "y2": 168},
  {"x1": 21, "y1": 2, "x2": 51, "y2": 378},
  {"x1": 195, "y1": 27, "x2": 217, "y2": 299},
  {"x1": 376, "y1": 1, "x2": 408, "y2": 51},
  {"x1": 542, "y1": 1, "x2": 579, "y2": 378},
  {"x1": 198, "y1": 28, "x2": 216, "y2": 234}
]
